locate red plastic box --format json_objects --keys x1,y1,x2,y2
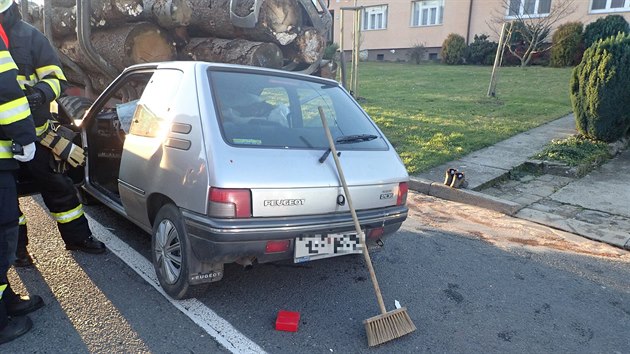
[{"x1": 275, "y1": 310, "x2": 300, "y2": 332}]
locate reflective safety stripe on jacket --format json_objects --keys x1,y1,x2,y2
[
  {"x1": 17, "y1": 65, "x2": 66, "y2": 96},
  {"x1": 35, "y1": 120, "x2": 48, "y2": 137},
  {"x1": 50, "y1": 204, "x2": 85, "y2": 224},
  {"x1": 0, "y1": 284, "x2": 6, "y2": 300},
  {"x1": 0, "y1": 140, "x2": 11, "y2": 159},
  {"x1": 6, "y1": 19, "x2": 67, "y2": 129},
  {"x1": 0, "y1": 45, "x2": 35, "y2": 166},
  {"x1": 0, "y1": 51, "x2": 29, "y2": 125},
  {"x1": 0, "y1": 94, "x2": 29, "y2": 125},
  {"x1": 0, "y1": 93, "x2": 31, "y2": 159},
  {"x1": 19, "y1": 213, "x2": 26, "y2": 225}
]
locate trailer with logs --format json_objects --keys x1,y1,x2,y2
[{"x1": 22, "y1": 0, "x2": 333, "y2": 97}]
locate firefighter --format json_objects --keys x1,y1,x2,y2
[
  {"x1": 0, "y1": 1, "x2": 44, "y2": 342},
  {"x1": 0, "y1": 1, "x2": 105, "y2": 268}
]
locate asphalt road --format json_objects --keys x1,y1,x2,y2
[{"x1": 4, "y1": 194, "x2": 630, "y2": 353}]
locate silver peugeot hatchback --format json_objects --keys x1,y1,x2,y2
[{"x1": 72, "y1": 61, "x2": 409, "y2": 299}]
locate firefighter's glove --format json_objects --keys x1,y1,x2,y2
[
  {"x1": 39, "y1": 127, "x2": 86, "y2": 168},
  {"x1": 25, "y1": 86, "x2": 46, "y2": 109},
  {"x1": 12, "y1": 142, "x2": 36, "y2": 162}
]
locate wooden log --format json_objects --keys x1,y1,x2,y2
[
  {"x1": 170, "y1": 26, "x2": 190, "y2": 50},
  {"x1": 142, "y1": 0, "x2": 193, "y2": 29},
  {"x1": 187, "y1": 0, "x2": 301, "y2": 46},
  {"x1": 52, "y1": 0, "x2": 143, "y2": 19},
  {"x1": 58, "y1": 22, "x2": 176, "y2": 74},
  {"x1": 52, "y1": 0, "x2": 81, "y2": 7},
  {"x1": 182, "y1": 37, "x2": 283, "y2": 68},
  {"x1": 281, "y1": 27, "x2": 326, "y2": 64},
  {"x1": 30, "y1": 0, "x2": 144, "y2": 38}
]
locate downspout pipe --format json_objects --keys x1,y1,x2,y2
[{"x1": 76, "y1": 0, "x2": 118, "y2": 81}]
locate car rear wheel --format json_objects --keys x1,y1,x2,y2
[{"x1": 152, "y1": 204, "x2": 207, "y2": 299}]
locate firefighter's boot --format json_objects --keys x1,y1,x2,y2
[
  {"x1": 3, "y1": 283, "x2": 44, "y2": 317},
  {"x1": 0, "y1": 285, "x2": 33, "y2": 344}
]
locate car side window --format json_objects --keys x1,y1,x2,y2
[
  {"x1": 129, "y1": 69, "x2": 184, "y2": 137},
  {"x1": 298, "y1": 88, "x2": 336, "y2": 128},
  {"x1": 259, "y1": 87, "x2": 291, "y2": 127}
]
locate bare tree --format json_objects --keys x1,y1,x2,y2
[{"x1": 489, "y1": 0, "x2": 576, "y2": 67}]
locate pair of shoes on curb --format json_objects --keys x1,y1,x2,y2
[
  {"x1": 65, "y1": 235, "x2": 106, "y2": 254},
  {"x1": 444, "y1": 168, "x2": 469, "y2": 189},
  {"x1": 0, "y1": 294, "x2": 45, "y2": 344},
  {"x1": 14, "y1": 249, "x2": 34, "y2": 268}
]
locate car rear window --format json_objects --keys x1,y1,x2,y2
[{"x1": 208, "y1": 70, "x2": 388, "y2": 151}]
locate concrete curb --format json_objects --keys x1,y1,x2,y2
[
  {"x1": 517, "y1": 208, "x2": 630, "y2": 250},
  {"x1": 409, "y1": 177, "x2": 522, "y2": 216}
]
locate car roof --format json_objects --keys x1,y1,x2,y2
[{"x1": 122, "y1": 61, "x2": 341, "y2": 87}]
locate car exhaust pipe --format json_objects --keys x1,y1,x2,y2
[{"x1": 236, "y1": 257, "x2": 255, "y2": 270}]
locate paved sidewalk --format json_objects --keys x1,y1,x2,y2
[
  {"x1": 415, "y1": 114, "x2": 577, "y2": 191},
  {"x1": 408, "y1": 114, "x2": 630, "y2": 250}
]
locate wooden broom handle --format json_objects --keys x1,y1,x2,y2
[{"x1": 318, "y1": 107, "x2": 388, "y2": 315}]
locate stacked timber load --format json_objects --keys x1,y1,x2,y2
[{"x1": 27, "y1": 0, "x2": 330, "y2": 94}]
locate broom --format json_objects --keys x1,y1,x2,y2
[{"x1": 318, "y1": 107, "x2": 416, "y2": 346}]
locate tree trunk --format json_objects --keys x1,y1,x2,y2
[
  {"x1": 52, "y1": 0, "x2": 144, "y2": 18},
  {"x1": 141, "y1": 0, "x2": 193, "y2": 29},
  {"x1": 182, "y1": 37, "x2": 283, "y2": 68},
  {"x1": 32, "y1": 0, "x2": 144, "y2": 37},
  {"x1": 281, "y1": 27, "x2": 326, "y2": 64},
  {"x1": 187, "y1": 0, "x2": 301, "y2": 45},
  {"x1": 59, "y1": 22, "x2": 176, "y2": 73}
]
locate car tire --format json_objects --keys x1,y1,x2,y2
[
  {"x1": 56, "y1": 95, "x2": 94, "y2": 126},
  {"x1": 152, "y1": 204, "x2": 208, "y2": 300}
]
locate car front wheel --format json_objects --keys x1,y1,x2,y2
[{"x1": 152, "y1": 204, "x2": 206, "y2": 299}]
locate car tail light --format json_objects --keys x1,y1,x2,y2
[
  {"x1": 208, "y1": 187, "x2": 251, "y2": 218},
  {"x1": 265, "y1": 240, "x2": 290, "y2": 254},
  {"x1": 396, "y1": 182, "x2": 408, "y2": 206}
]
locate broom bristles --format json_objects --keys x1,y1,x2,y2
[{"x1": 363, "y1": 307, "x2": 416, "y2": 347}]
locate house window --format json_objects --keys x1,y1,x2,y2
[
  {"x1": 507, "y1": 0, "x2": 551, "y2": 17},
  {"x1": 411, "y1": 1, "x2": 444, "y2": 27},
  {"x1": 362, "y1": 5, "x2": 388, "y2": 30},
  {"x1": 590, "y1": 0, "x2": 630, "y2": 12}
]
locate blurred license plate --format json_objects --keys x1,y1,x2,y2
[{"x1": 294, "y1": 232, "x2": 362, "y2": 263}]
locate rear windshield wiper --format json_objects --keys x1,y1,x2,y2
[
  {"x1": 335, "y1": 134, "x2": 378, "y2": 144},
  {"x1": 318, "y1": 134, "x2": 379, "y2": 163}
]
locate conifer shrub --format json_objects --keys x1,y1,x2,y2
[
  {"x1": 550, "y1": 22, "x2": 584, "y2": 67},
  {"x1": 440, "y1": 33, "x2": 467, "y2": 65},
  {"x1": 323, "y1": 42, "x2": 339, "y2": 60},
  {"x1": 570, "y1": 33, "x2": 630, "y2": 142},
  {"x1": 466, "y1": 34, "x2": 497, "y2": 65},
  {"x1": 583, "y1": 15, "x2": 629, "y2": 48}
]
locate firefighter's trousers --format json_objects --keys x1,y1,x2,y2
[{"x1": 17, "y1": 143, "x2": 91, "y2": 248}]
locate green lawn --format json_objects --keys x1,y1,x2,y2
[{"x1": 353, "y1": 62, "x2": 574, "y2": 174}]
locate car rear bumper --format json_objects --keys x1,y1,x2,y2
[{"x1": 182, "y1": 206, "x2": 407, "y2": 264}]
